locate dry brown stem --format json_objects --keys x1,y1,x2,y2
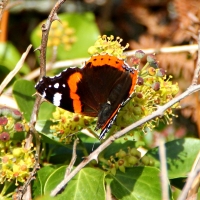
[
  {"x1": 19, "y1": 44, "x2": 199, "y2": 82},
  {"x1": 65, "y1": 138, "x2": 79, "y2": 178},
  {"x1": 159, "y1": 137, "x2": 169, "y2": 200},
  {"x1": 18, "y1": 1, "x2": 67, "y2": 199}
]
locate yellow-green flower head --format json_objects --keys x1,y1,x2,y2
[
  {"x1": 112, "y1": 52, "x2": 180, "y2": 136},
  {"x1": 50, "y1": 107, "x2": 94, "y2": 143},
  {"x1": 0, "y1": 107, "x2": 35, "y2": 185},
  {"x1": 37, "y1": 20, "x2": 77, "y2": 50},
  {"x1": 100, "y1": 147, "x2": 142, "y2": 175},
  {"x1": 88, "y1": 35, "x2": 129, "y2": 59},
  {"x1": 0, "y1": 107, "x2": 29, "y2": 144},
  {"x1": 0, "y1": 141, "x2": 35, "y2": 185}
]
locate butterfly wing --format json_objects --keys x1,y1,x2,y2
[
  {"x1": 35, "y1": 55, "x2": 138, "y2": 139},
  {"x1": 35, "y1": 67, "x2": 99, "y2": 117}
]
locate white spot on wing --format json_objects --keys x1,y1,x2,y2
[
  {"x1": 62, "y1": 84, "x2": 66, "y2": 87},
  {"x1": 53, "y1": 92, "x2": 62, "y2": 106},
  {"x1": 54, "y1": 83, "x2": 59, "y2": 88},
  {"x1": 49, "y1": 85, "x2": 52, "y2": 88},
  {"x1": 42, "y1": 91, "x2": 46, "y2": 98}
]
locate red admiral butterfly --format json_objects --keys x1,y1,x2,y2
[{"x1": 35, "y1": 54, "x2": 138, "y2": 139}]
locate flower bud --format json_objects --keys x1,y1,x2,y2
[
  {"x1": 137, "y1": 77, "x2": 144, "y2": 85},
  {"x1": 127, "y1": 156, "x2": 138, "y2": 165},
  {"x1": 152, "y1": 82, "x2": 160, "y2": 91},
  {"x1": 14, "y1": 122, "x2": 24, "y2": 132},
  {"x1": 12, "y1": 110, "x2": 22, "y2": 120},
  {"x1": 0, "y1": 117, "x2": 8, "y2": 125},
  {"x1": 141, "y1": 156, "x2": 150, "y2": 165},
  {"x1": 0, "y1": 132, "x2": 10, "y2": 142},
  {"x1": 156, "y1": 68, "x2": 166, "y2": 77},
  {"x1": 135, "y1": 50, "x2": 145, "y2": 59},
  {"x1": 117, "y1": 149, "x2": 127, "y2": 158},
  {"x1": 130, "y1": 148, "x2": 141, "y2": 158}
]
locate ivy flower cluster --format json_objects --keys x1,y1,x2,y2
[
  {"x1": 0, "y1": 107, "x2": 35, "y2": 185},
  {"x1": 37, "y1": 20, "x2": 76, "y2": 50},
  {"x1": 50, "y1": 35, "x2": 179, "y2": 142}
]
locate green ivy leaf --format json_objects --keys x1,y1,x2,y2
[
  {"x1": 0, "y1": 42, "x2": 30, "y2": 75},
  {"x1": 33, "y1": 165, "x2": 55, "y2": 197},
  {"x1": 13, "y1": 80, "x2": 36, "y2": 121},
  {"x1": 41, "y1": 166, "x2": 105, "y2": 200},
  {"x1": 0, "y1": 64, "x2": 11, "y2": 83},
  {"x1": 110, "y1": 166, "x2": 172, "y2": 200},
  {"x1": 38, "y1": 102, "x2": 55, "y2": 120},
  {"x1": 146, "y1": 138, "x2": 200, "y2": 179}
]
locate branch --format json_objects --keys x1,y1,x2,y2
[
  {"x1": 126, "y1": 44, "x2": 198, "y2": 56},
  {"x1": 159, "y1": 137, "x2": 169, "y2": 200},
  {"x1": 22, "y1": 44, "x2": 199, "y2": 82},
  {"x1": 192, "y1": 31, "x2": 200, "y2": 85},
  {"x1": 51, "y1": 138, "x2": 79, "y2": 196},
  {"x1": 20, "y1": 1, "x2": 67, "y2": 199},
  {"x1": 39, "y1": 0, "x2": 66, "y2": 78},
  {"x1": 177, "y1": 152, "x2": 200, "y2": 200},
  {"x1": 28, "y1": 0, "x2": 67, "y2": 150},
  {"x1": 50, "y1": 84, "x2": 200, "y2": 196},
  {"x1": 65, "y1": 138, "x2": 79, "y2": 178},
  {"x1": 2, "y1": 43, "x2": 198, "y2": 96}
]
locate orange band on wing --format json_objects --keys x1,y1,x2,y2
[
  {"x1": 67, "y1": 72, "x2": 83, "y2": 113},
  {"x1": 67, "y1": 72, "x2": 82, "y2": 92},
  {"x1": 86, "y1": 54, "x2": 124, "y2": 71},
  {"x1": 129, "y1": 70, "x2": 138, "y2": 95}
]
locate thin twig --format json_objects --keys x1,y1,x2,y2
[
  {"x1": 0, "y1": 45, "x2": 32, "y2": 95},
  {"x1": 106, "y1": 184, "x2": 112, "y2": 200},
  {"x1": 2, "y1": 43, "x2": 199, "y2": 96},
  {"x1": 19, "y1": 1, "x2": 67, "y2": 199},
  {"x1": 50, "y1": 83, "x2": 200, "y2": 197},
  {"x1": 28, "y1": 0, "x2": 67, "y2": 153},
  {"x1": 23, "y1": 44, "x2": 199, "y2": 81},
  {"x1": 51, "y1": 138, "x2": 79, "y2": 195},
  {"x1": 192, "y1": 31, "x2": 200, "y2": 85},
  {"x1": 177, "y1": 152, "x2": 200, "y2": 200},
  {"x1": 126, "y1": 44, "x2": 198, "y2": 56},
  {"x1": 39, "y1": 0, "x2": 66, "y2": 78},
  {"x1": 28, "y1": 0, "x2": 67, "y2": 137},
  {"x1": 5, "y1": 1, "x2": 23, "y2": 10},
  {"x1": 159, "y1": 137, "x2": 169, "y2": 200},
  {"x1": 65, "y1": 138, "x2": 79, "y2": 178}
]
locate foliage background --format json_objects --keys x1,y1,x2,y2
[
  {"x1": 0, "y1": 0, "x2": 200, "y2": 199},
  {"x1": 5, "y1": 0, "x2": 199, "y2": 140}
]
